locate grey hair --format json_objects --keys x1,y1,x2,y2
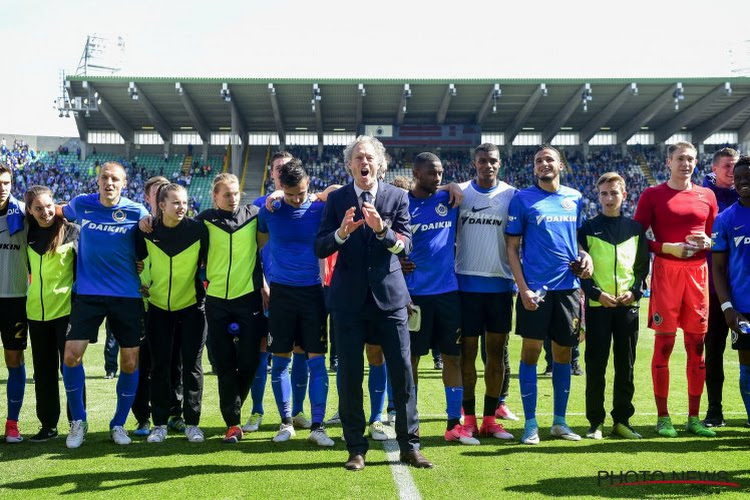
[{"x1": 343, "y1": 135, "x2": 387, "y2": 176}]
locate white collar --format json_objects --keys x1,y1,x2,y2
[{"x1": 353, "y1": 182, "x2": 378, "y2": 201}]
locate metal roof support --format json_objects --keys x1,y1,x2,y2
[
  {"x1": 738, "y1": 116, "x2": 750, "y2": 145},
  {"x1": 88, "y1": 83, "x2": 133, "y2": 142},
  {"x1": 579, "y1": 84, "x2": 635, "y2": 144},
  {"x1": 616, "y1": 86, "x2": 676, "y2": 144},
  {"x1": 504, "y1": 85, "x2": 545, "y2": 145},
  {"x1": 176, "y1": 83, "x2": 210, "y2": 143},
  {"x1": 267, "y1": 83, "x2": 286, "y2": 145},
  {"x1": 691, "y1": 93, "x2": 750, "y2": 144},
  {"x1": 654, "y1": 84, "x2": 727, "y2": 143},
  {"x1": 396, "y1": 84, "x2": 410, "y2": 126},
  {"x1": 436, "y1": 84, "x2": 455, "y2": 125},
  {"x1": 542, "y1": 84, "x2": 587, "y2": 144},
  {"x1": 356, "y1": 83, "x2": 365, "y2": 131},
  {"x1": 475, "y1": 85, "x2": 496, "y2": 125},
  {"x1": 65, "y1": 85, "x2": 88, "y2": 142},
  {"x1": 313, "y1": 84, "x2": 323, "y2": 146},
  {"x1": 133, "y1": 84, "x2": 172, "y2": 142}
]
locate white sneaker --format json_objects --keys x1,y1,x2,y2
[
  {"x1": 550, "y1": 423, "x2": 581, "y2": 441},
  {"x1": 369, "y1": 421, "x2": 388, "y2": 441},
  {"x1": 308, "y1": 427, "x2": 335, "y2": 447},
  {"x1": 242, "y1": 413, "x2": 263, "y2": 433},
  {"x1": 66, "y1": 420, "x2": 87, "y2": 449},
  {"x1": 147, "y1": 425, "x2": 168, "y2": 443},
  {"x1": 185, "y1": 425, "x2": 205, "y2": 443},
  {"x1": 273, "y1": 423, "x2": 296, "y2": 443},
  {"x1": 110, "y1": 425, "x2": 132, "y2": 445},
  {"x1": 387, "y1": 410, "x2": 397, "y2": 426},
  {"x1": 324, "y1": 411, "x2": 340, "y2": 426},
  {"x1": 292, "y1": 412, "x2": 312, "y2": 429}
]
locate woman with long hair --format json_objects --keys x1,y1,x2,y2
[{"x1": 24, "y1": 185, "x2": 80, "y2": 441}]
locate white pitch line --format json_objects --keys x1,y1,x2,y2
[{"x1": 380, "y1": 425, "x2": 422, "y2": 500}]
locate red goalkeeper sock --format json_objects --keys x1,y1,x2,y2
[
  {"x1": 652, "y1": 334, "x2": 675, "y2": 417},
  {"x1": 684, "y1": 332, "x2": 706, "y2": 417}
]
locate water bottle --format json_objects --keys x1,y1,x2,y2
[
  {"x1": 533, "y1": 286, "x2": 548, "y2": 305},
  {"x1": 739, "y1": 321, "x2": 750, "y2": 335},
  {"x1": 272, "y1": 199, "x2": 282, "y2": 211},
  {"x1": 228, "y1": 322, "x2": 240, "y2": 336}
]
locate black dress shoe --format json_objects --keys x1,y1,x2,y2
[
  {"x1": 702, "y1": 416, "x2": 726, "y2": 428},
  {"x1": 345, "y1": 453, "x2": 365, "y2": 471},
  {"x1": 400, "y1": 450, "x2": 434, "y2": 469}
]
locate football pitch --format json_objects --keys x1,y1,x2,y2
[{"x1": 1, "y1": 302, "x2": 748, "y2": 499}]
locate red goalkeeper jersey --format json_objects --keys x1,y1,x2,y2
[{"x1": 634, "y1": 182, "x2": 718, "y2": 262}]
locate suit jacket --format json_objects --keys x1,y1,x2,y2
[{"x1": 315, "y1": 182, "x2": 412, "y2": 312}]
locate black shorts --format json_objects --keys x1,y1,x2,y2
[
  {"x1": 0, "y1": 297, "x2": 28, "y2": 350},
  {"x1": 268, "y1": 283, "x2": 327, "y2": 354},
  {"x1": 460, "y1": 291, "x2": 513, "y2": 337},
  {"x1": 515, "y1": 288, "x2": 581, "y2": 347},
  {"x1": 410, "y1": 292, "x2": 461, "y2": 357},
  {"x1": 67, "y1": 295, "x2": 145, "y2": 348},
  {"x1": 731, "y1": 313, "x2": 750, "y2": 351}
]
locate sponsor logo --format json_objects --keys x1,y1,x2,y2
[
  {"x1": 536, "y1": 214, "x2": 577, "y2": 225},
  {"x1": 470, "y1": 205, "x2": 490, "y2": 213},
  {"x1": 81, "y1": 218, "x2": 129, "y2": 234},
  {"x1": 561, "y1": 198, "x2": 576, "y2": 211},
  {"x1": 84, "y1": 210, "x2": 94, "y2": 214},
  {"x1": 508, "y1": 215, "x2": 517, "y2": 222},
  {"x1": 734, "y1": 236, "x2": 750, "y2": 247},
  {"x1": 435, "y1": 203, "x2": 448, "y2": 217},
  {"x1": 460, "y1": 215, "x2": 503, "y2": 226},
  {"x1": 734, "y1": 225, "x2": 745, "y2": 231},
  {"x1": 112, "y1": 209, "x2": 126, "y2": 223},
  {"x1": 572, "y1": 317, "x2": 580, "y2": 333},
  {"x1": 0, "y1": 243, "x2": 21, "y2": 250},
  {"x1": 411, "y1": 221, "x2": 453, "y2": 233},
  {"x1": 653, "y1": 312, "x2": 663, "y2": 326}
]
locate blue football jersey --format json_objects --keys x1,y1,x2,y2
[
  {"x1": 506, "y1": 185, "x2": 583, "y2": 291},
  {"x1": 405, "y1": 190, "x2": 458, "y2": 296},
  {"x1": 712, "y1": 201, "x2": 750, "y2": 312},
  {"x1": 258, "y1": 198, "x2": 324, "y2": 287},
  {"x1": 63, "y1": 193, "x2": 148, "y2": 298}
]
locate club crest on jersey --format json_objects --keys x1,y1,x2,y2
[
  {"x1": 112, "y1": 209, "x2": 126, "y2": 223},
  {"x1": 653, "y1": 312, "x2": 663, "y2": 326},
  {"x1": 435, "y1": 203, "x2": 448, "y2": 217},
  {"x1": 561, "y1": 198, "x2": 576, "y2": 211}
]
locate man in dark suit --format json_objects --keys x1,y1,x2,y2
[{"x1": 315, "y1": 136, "x2": 432, "y2": 471}]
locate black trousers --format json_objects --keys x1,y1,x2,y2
[
  {"x1": 705, "y1": 293, "x2": 729, "y2": 417},
  {"x1": 332, "y1": 303, "x2": 420, "y2": 455},
  {"x1": 206, "y1": 292, "x2": 264, "y2": 427},
  {"x1": 584, "y1": 305, "x2": 639, "y2": 426},
  {"x1": 29, "y1": 316, "x2": 84, "y2": 428},
  {"x1": 147, "y1": 303, "x2": 206, "y2": 426}
]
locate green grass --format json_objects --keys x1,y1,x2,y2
[{"x1": 1, "y1": 301, "x2": 749, "y2": 499}]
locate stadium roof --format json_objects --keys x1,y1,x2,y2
[{"x1": 64, "y1": 76, "x2": 750, "y2": 146}]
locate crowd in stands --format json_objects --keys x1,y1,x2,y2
[{"x1": 4, "y1": 138, "x2": 740, "y2": 222}]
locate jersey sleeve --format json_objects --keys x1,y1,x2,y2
[
  {"x1": 505, "y1": 192, "x2": 523, "y2": 236},
  {"x1": 633, "y1": 188, "x2": 662, "y2": 254},
  {"x1": 577, "y1": 220, "x2": 590, "y2": 252},
  {"x1": 63, "y1": 197, "x2": 78, "y2": 222},
  {"x1": 258, "y1": 207, "x2": 269, "y2": 233},
  {"x1": 711, "y1": 211, "x2": 729, "y2": 253},
  {"x1": 136, "y1": 203, "x2": 149, "y2": 219}
]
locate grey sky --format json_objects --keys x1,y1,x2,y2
[{"x1": 2, "y1": 0, "x2": 748, "y2": 137}]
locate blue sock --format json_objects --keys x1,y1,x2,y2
[
  {"x1": 519, "y1": 361, "x2": 537, "y2": 421},
  {"x1": 251, "y1": 352, "x2": 269, "y2": 414},
  {"x1": 307, "y1": 356, "x2": 328, "y2": 425},
  {"x1": 368, "y1": 364, "x2": 387, "y2": 423},
  {"x1": 552, "y1": 361, "x2": 571, "y2": 425},
  {"x1": 291, "y1": 352, "x2": 308, "y2": 416},
  {"x1": 740, "y1": 364, "x2": 750, "y2": 422},
  {"x1": 6, "y1": 365, "x2": 26, "y2": 421},
  {"x1": 111, "y1": 369, "x2": 139, "y2": 428},
  {"x1": 498, "y1": 396, "x2": 506, "y2": 404},
  {"x1": 63, "y1": 364, "x2": 87, "y2": 421},
  {"x1": 445, "y1": 386, "x2": 463, "y2": 421},
  {"x1": 271, "y1": 356, "x2": 292, "y2": 420}
]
